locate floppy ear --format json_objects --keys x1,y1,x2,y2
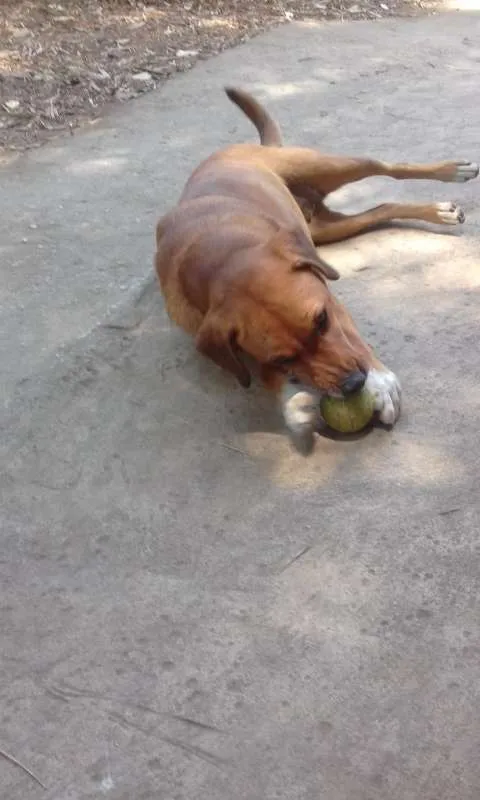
[
  {"x1": 294, "y1": 255, "x2": 340, "y2": 282},
  {"x1": 196, "y1": 311, "x2": 251, "y2": 388},
  {"x1": 270, "y1": 228, "x2": 340, "y2": 282}
]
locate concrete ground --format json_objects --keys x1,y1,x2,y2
[{"x1": 1, "y1": 11, "x2": 480, "y2": 799}]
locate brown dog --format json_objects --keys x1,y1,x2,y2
[{"x1": 155, "y1": 87, "x2": 478, "y2": 444}]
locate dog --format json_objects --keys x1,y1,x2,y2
[{"x1": 154, "y1": 87, "x2": 478, "y2": 446}]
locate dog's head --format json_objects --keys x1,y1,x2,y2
[{"x1": 196, "y1": 229, "x2": 372, "y2": 395}]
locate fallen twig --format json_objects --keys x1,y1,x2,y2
[
  {"x1": 0, "y1": 746, "x2": 46, "y2": 790},
  {"x1": 219, "y1": 441, "x2": 250, "y2": 457}
]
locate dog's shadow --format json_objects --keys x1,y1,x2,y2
[
  {"x1": 179, "y1": 349, "x2": 283, "y2": 436},
  {"x1": 176, "y1": 340, "x2": 387, "y2": 455}
]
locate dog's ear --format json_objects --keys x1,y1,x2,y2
[
  {"x1": 196, "y1": 311, "x2": 251, "y2": 388},
  {"x1": 294, "y1": 255, "x2": 340, "y2": 282},
  {"x1": 270, "y1": 228, "x2": 340, "y2": 282}
]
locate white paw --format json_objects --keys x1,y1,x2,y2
[
  {"x1": 365, "y1": 368, "x2": 401, "y2": 426},
  {"x1": 449, "y1": 160, "x2": 479, "y2": 183},
  {"x1": 281, "y1": 382, "x2": 320, "y2": 441},
  {"x1": 435, "y1": 201, "x2": 465, "y2": 225}
]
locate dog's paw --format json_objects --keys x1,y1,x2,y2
[
  {"x1": 281, "y1": 381, "x2": 319, "y2": 449},
  {"x1": 450, "y1": 160, "x2": 479, "y2": 183},
  {"x1": 434, "y1": 201, "x2": 465, "y2": 225},
  {"x1": 441, "y1": 160, "x2": 479, "y2": 183},
  {"x1": 365, "y1": 368, "x2": 401, "y2": 426}
]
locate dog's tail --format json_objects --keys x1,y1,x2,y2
[{"x1": 225, "y1": 87, "x2": 282, "y2": 146}]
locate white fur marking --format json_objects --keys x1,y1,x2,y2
[
  {"x1": 281, "y1": 382, "x2": 320, "y2": 439},
  {"x1": 365, "y1": 368, "x2": 402, "y2": 426},
  {"x1": 434, "y1": 202, "x2": 465, "y2": 225},
  {"x1": 449, "y1": 161, "x2": 479, "y2": 183}
]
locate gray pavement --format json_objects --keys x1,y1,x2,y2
[{"x1": 1, "y1": 12, "x2": 480, "y2": 800}]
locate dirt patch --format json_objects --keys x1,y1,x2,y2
[{"x1": 1, "y1": 0, "x2": 437, "y2": 154}]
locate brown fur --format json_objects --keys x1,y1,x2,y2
[{"x1": 155, "y1": 87, "x2": 473, "y2": 398}]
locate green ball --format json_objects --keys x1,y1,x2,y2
[{"x1": 320, "y1": 388, "x2": 375, "y2": 434}]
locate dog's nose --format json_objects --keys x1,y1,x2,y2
[{"x1": 341, "y1": 370, "x2": 366, "y2": 395}]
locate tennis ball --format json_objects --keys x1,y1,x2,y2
[{"x1": 320, "y1": 388, "x2": 375, "y2": 434}]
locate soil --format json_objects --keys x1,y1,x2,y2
[{"x1": 1, "y1": 0, "x2": 437, "y2": 154}]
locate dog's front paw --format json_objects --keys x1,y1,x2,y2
[
  {"x1": 365, "y1": 368, "x2": 401, "y2": 426},
  {"x1": 281, "y1": 381, "x2": 320, "y2": 449}
]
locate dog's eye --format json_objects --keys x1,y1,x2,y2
[
  {"x1": 314, "y1": 310, "x2": 328, "y2": 332},
  {"x1": 271, "y1": 354, "x2": 297, "y2": 369}
]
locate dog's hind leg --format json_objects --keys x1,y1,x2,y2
[
  {"x1": 307, "y1": 200, "x2": 466, "y2": 245},
  {"x1": 255, "y1": 147, "x2": 479, "y2": 197}
]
